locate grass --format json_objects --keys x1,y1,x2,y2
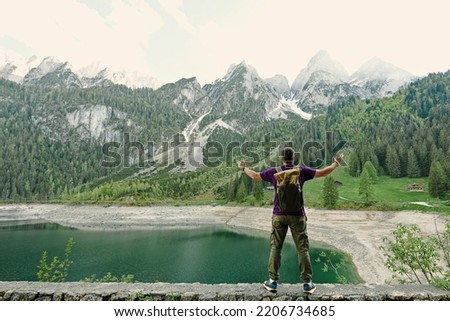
[
  {"x1": 226, "y1": 167, "x2": 450, "y2": 215},
  {"x1": 16, "y1": 166, "x2": 448, "y2": 215},
  {"x1": 302, "y1": 167, "x2": 450, "y2": 215}
]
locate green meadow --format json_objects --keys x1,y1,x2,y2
[{"x1": 291, "y1": 167, "x2": 448, "y2": 215}]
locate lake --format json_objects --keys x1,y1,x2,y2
[{"x1": 0, "y1": 220, "x2": 361, "y2": 284}]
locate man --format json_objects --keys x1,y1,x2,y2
[{"x1": 237, "y1": 147, "x2": 343, "y2": 294}]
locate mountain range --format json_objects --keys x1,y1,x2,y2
[
  {"x1": 0, "y1": 55, "x2": 160, "y2": 90},
  {"x1": 0, "y1": 50, "x2": 419, "y2": 175},
  {"x1": 1, "y1": 46, "x2": 448, "y2": 202},
  {"x1": 0, "y1": 51, "x2": 416, "y2": 175},
  {"x1": 1, "y1": 50, "x2": 416, "y2": 111}
]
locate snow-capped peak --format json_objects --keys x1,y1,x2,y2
[
  {"x1": 0, "y1": 52, "x2": 161, "y2": 89},
  {"x1": 223, "y1": 61, "x2": 259, "y2": 81},
  {"x1": 291, "y1": 50, "x2": 349, "y2": 94},
  {"x1": 21, "y1": 56, "x2": 82, "y2": 87},
  {"x1": 350, "y1": 57, "x2": 415, "y2": 82},
  {"x1": 224, "y1": 61, "x2": 265, "y2": 92},
  {"x1": 93, "y1": 68, "x2": 160, "y2": 89},
  {"x1": 264, "y1": 74, "x2": 290, "y2": 98},
  {"x1": 77, "y1": 61, "x2": 107, "y2": 78},
  {"x1": 35, "y1": 56, "x2": 64, "y2": 75},
  {"x1": 0, "y1": 51, "x2": 39, "y2": 82},
  {"x1": 348, "y1": 57, "x2": 417, "y2": 97}
]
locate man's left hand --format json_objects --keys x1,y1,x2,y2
[{"x1": 237, "y1": 160, "x2": 246, "y2": 170}]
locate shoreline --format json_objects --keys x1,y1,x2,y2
[{"x1": 1, "y1": 204, "x2": 449, "y2": 285}]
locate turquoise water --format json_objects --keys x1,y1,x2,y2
[{"x1": 0, "y1": 221, "x2": 361, "y2": 284}]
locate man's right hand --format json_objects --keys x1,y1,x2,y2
[{"x1": 334, "y1": 153, "x2": 344, "y2": 166}]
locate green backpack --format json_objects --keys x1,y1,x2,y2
[{"x1": 274, "y1": 167, "x2": 303, "y2": 212}]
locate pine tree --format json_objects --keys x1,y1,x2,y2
[
  {"x1": 398, "y1": 145, "x2": 408, "y2": 177},
  {"x1": 407, "y1": 148, "x2": 421, "y2": 178},
  {"x1": 386, "y1": 147, "x2": 401, "y2": 178},
  {"x1": 226, "y1": 175, "x2": 240, "y2": 201},
  {"x1": 417, "y1": 142, "x2": 430, "y2": 177},
  {"x1": 361, "y1": 147, "x2": 380, "y2": 173},
  {"x1": 236, "y1": 179, "x2": 247, "y2": 203},
  {"x1": 359, "y1": 168, "x2": 374, "y2": 205},
  {"x1": 362, "y1": 161, "x2": 378, "y2": 182},
  {"x1": 428, "y1": 161, "x2": 448, "y2": 198},
  {"x1": 322, "y1": 175, "x2": 338, "y2": 208},
  {"x1": 24, "y1": 181, "x2": 31, "y2": 200},
  {"x1": 253, "y1": 180, "x2": 264, "y2": 201},
  {"x1": 349, "y1": 150, "x2": 361, "y2": 177}
]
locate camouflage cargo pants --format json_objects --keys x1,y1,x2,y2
[{"x1": 268, "y1": 214, "x2": 313, "y2": 283}]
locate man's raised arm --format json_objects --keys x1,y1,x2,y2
[
  {"x1": 237, "y1": 161, "x2": 262, "y2": 181},
  {"x1": 314, "y1": 154, "x2": 344, "y2": 178}
]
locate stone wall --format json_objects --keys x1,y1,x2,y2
[{"x1": 0, "y1": 282, "x2": 449, "y2": 301}]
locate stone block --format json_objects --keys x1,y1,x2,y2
[
  {"x1": 11, "y1": 291, "x2": 38, "y2": 301},
  {"x1": 110, "y1": 292, "x2": 131, "y2": 301},
  {"x1": 81, "y1": 294, "x2": 102, "y2": 301},
  {"x1": 180, "y1": 292, "x2": 198, "y2": 301},
  {"x1": 64, "y1": 292, "x2": 81, "y2": 301},
  {"x1": 198, "y1": 292, "x2": 218, "y2": 301},
  {"x1": 52, "y1": 292, "x2": 63, "y2": 301}
]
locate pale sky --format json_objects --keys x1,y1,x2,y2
[{"x1": 0, "y1": 0, "x2": 449, "y2": 85}]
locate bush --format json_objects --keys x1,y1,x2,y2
[
  {"x1": 380, "y1": 222, "x2": 450, "y2": 290},
  {"x1": 37, "y1": 237, "x2": 75, "y2": 282},
  {"x1": 322, "y1": 175, "x2": 338, "y2": 208},
  {"x1": 82, "y1": 272, "x2": 135, "y2": 283}
]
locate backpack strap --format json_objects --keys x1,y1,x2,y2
[{"x1": 274, "y1": 167, "x2": 282, "y2": 189}]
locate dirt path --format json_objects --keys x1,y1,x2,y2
[{"x1": 1, "y1": 204, "x2": 448, "y2": 285}]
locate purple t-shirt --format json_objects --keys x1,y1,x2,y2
[{"x1": 260, "y1": 165, "x2": 316, "y2": 216}]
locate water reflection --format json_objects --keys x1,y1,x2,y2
[{"x1": 0, "y1": 220, "x2": 75, "y2": 231}]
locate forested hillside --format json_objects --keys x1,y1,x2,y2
[
  {"x1": 0, "y1": 79, "x2": 201, "y2": 200},
  {"x1": 219, "y1": 71, "x2": 450, "y2": 205},
  {"x1": 292, "y1": 71, "x2": 449, "y2": 180},
  {"x1": 0, "y1": 71, "x2": 448, "y2": 203}
]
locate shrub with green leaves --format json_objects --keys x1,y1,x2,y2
[
  {"x1": 82, "y1": 272, "x2": 135, "y2": 283},
  {"x1": 381, "y1": 222, "x2": 450, "y2": 290},
  {"x1": 322, "y1": 175, "x2": 339, "y2": 209},
  {"x1": 37, "y1": 237, "x2": 75, "y2": 282}
]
